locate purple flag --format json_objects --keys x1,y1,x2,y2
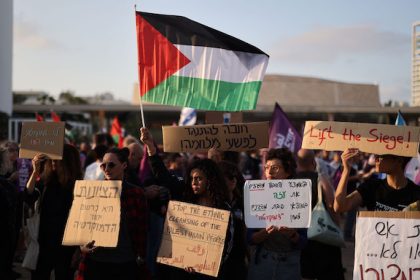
[
  {"x1": 138, "y1": 144, "x2": 152, "y2": 185},
  {"x1": 269, "y1": 103, "x2": 302, "y2": 153}
]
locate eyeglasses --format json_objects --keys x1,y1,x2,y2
[
  {"x1": 264, "y1": 164, "x2": 282, "y2": 173},
  {"x1": 100, "y1": 162, "x2": 116, "y2": 170}
]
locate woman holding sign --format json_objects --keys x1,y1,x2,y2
[
  {"x1": 140, "y1": 127, "x2": 235, "y2": 280},
  {"x1": 25, "y1": 144, "x2": 82, "y2": 280},
  {"x1": 247, "y1": 148, "x2": 306, "y2": 280},
  {"x1": 334, "y1": 148, "x2": 420, "y2": 212},
  {"x1": 78, "y1": 147, "x2": 149, "y2": 280}
]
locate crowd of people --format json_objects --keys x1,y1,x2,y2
[{"x1": 1, "y1": 127, "x2": 420, "y2": 280}]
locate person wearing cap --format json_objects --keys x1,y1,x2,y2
[{"x1": 334, "y1": 148, "x2": 420, "y2": 212}]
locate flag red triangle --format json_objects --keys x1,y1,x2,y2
[
  {"x1": 35, "y1": 112, "x2": 44, "y2": 122},
  {"x1": 110, "y1": 116, "x2": 124, "y2": 148},
  {"x1": 136, "y1": 13, "x2": 191, "y2": 96},
  {"x1": 51, "y1": 111, "x2": 61, "y2": 122}
]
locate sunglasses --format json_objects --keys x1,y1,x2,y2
[{"x1": 100, "y1": 162, "x2": 116, "y2": 170}]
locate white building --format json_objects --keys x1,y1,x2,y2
[
  {"x1": 412, "y1": 22, "x2": 420, "y2": 106},
  {"x1": 0, "y1": 0, "x2": 13, "y2": 115}
]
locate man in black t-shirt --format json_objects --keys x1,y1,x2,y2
[{"x1": 334, "y1": 148, "x2": 420, "y2": 212}]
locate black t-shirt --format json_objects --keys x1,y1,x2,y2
[{"x1": 357, "y1": 178, "x2": 420, "y2": 211}]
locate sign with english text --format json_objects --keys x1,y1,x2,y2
[
  {"x1": 19, "y1": 122, "x2": 65, "y2": 159},
  {"x1": 162, "y1": 122, "x2": 268, "y2": 153},
  {"x1": 157, "y1": 201, "x2": 229, "y2": 277},
  {"x1": 62, "y1": 180, "x2": 122, "y2": 247},
  {"x1": 302, "y1": 121, "x2": 420, "y2": 157},
  {"x1": 354, "y1": 211, "x2": 420, "y2": 280},
  {"x1": 244, "y1": 179, "x2": 312, "y2": 228}
]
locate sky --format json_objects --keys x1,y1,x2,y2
[{"x1": 13, "y1": 0, "x2": 420, "y2": 104}]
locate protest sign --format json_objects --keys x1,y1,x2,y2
[
  {"x1": 244, "y1": 179, "x2": 312, "y2": 228},
  {"x1": 354, "y1": 211, "x2": 420, "y2": 280},
  {"x1": 157, "y1": 201, "x2": 230, "y2": 277},
  {"x1": 19, "y1": 122, "x2": 65, "y2": 159},
  {"x1": 62, "y1": 180, "x2": 122, "y2": 247},
  {"x1": 162, "y1": 122, "x2": 268, "y2": 153},
  {"x1": 302, "y1": 121, "x2": 420, "y2": 157}
]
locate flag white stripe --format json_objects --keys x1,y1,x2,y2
[{"x1": 174, "y1": 44, "x2": 269, "y2": 83}]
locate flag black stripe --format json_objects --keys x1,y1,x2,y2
[{"x1": 138, "y1": 12, "x2": 268, "y2": 56}]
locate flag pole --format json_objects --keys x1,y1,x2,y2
[{"x1": 134, "y1": 4, "x2": 146, "y2": 128}]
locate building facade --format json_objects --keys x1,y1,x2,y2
[{"x1": 412, "y1": 22, "x2": 420, "y2": 106}]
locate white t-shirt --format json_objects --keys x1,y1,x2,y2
[{"x1": 84, "y1": 161, "x2": 105, "y2": 180}]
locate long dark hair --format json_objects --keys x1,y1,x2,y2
[
  {"x1": 218, "y1": 160, "x2": 245, "y2": 203},
  {"x1": 42, "y1": 144, "x2": 82, "y2": 188},
  {"x1": 184, "y1": 158, "x2": 229, "y2": 209}
]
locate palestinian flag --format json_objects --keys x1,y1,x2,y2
[
  {"x1": 136, "y1": 11, "x2": 269, "y2": 111},
  {"x1": 110, "y1": 116, "x2": 124, "y2": 148}
]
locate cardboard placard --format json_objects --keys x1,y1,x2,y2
[
  {"x1": 302, "y1": 121, "x2": 420, "y2": 157},
  {"x1": 162, "y1": 122, "x2": 269, "y2": 153},
  {"x1": 157, "y1": 201, "x2": 230, "y2": 277},
  {"x1": 354, "y1": 211, "x2": 420, "y2": 280},
  {"x1": 19, "y1": 122, "x2": 65, "y2": 160},
  {"x1": 243, "y1": 179, "x2": 312, "y2": 228},
  {"x1": 62, "y1": 180, "x2": 122, "y2": 247}
]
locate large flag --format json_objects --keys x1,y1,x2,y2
[
  {"x1": 178, "y1": 107, "x2": 197, "y2": 126},
  {"x1": 136, "y1": 11, "x2": 269, "y2": 111},
  {"x1": 110, "y1": 116, "x2": 124, "y2": 148},
  {"x1": 269, "y1": 103, "x2": 302, "y2": 153}
]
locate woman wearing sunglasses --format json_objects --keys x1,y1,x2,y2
[
  {"x1": 78, "y1": 148, "x2": 148, "y2": 280},
  {"x1": 334, "y1": 148, "x2": 420, "y2": 212}
]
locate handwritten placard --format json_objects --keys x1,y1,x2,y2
[
  {"x1": 157, "y1": 201, "x2": 230, "y2": 277},
  {"x1": 62, "y1": 180, "x2": 122, "y2": 247},
  {"x1": 19, "y1": 122, "x2": 65, "y2": 159},
  {"x1": 244, "y1": 179, "x2": 312, "y2": 228},
  {"x1": 354, "y1": 211, "x2": 420, "y2": 280},
  {"x1": 302, "y1": 121, "x2": 420, "y2": 157},
  {"x1": 162, "y1": 122, "x2": 269, "y2": 153}
]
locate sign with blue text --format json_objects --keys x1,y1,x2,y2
[{"x1": 244, "y1": 179, "x2": 312, "y2": 228}]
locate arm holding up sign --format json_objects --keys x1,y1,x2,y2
[
  {"x1": 334, "y1": 148, "x2": 363, "y2": 213},
  {"x1": 26, "y1": 153, "x2": 48, "y2": 195}
]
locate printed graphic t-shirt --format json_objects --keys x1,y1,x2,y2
[{"x1": 357, "y1": 178, "x2": 420, "y2": 211}]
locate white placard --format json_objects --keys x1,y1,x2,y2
[
  {"x1": 354, "y1": 213, "x2": 420, "y2": 280},
  {"x1": 244, "y1": 179, "x2": 312, "y2": 228}
]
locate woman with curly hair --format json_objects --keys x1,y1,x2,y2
[
  {"x1": 140, "y1": 128, "x2": 233, "y2": 280},
  {"x1": 184, "y1": 159, "x2": 229, "y2": 209},
  {"x1": 26, "y1": 144, "x2": 82, "y2": 280}
]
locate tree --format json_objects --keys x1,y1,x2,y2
[
  {"x1": 37, "y1": 94, "x2": 56, "y2": 105},
  {"x1": 59, "y1": 91, "x2": 88, "y2": 104}
]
